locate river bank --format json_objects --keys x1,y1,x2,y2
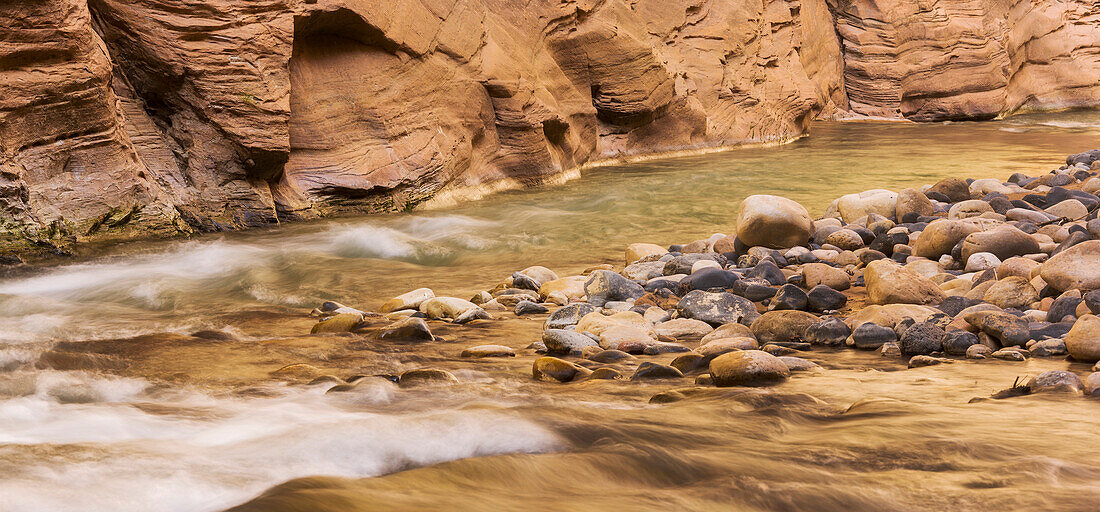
[{"x1": 2, "y1": 115, "x2": 1100, "y2": 512}]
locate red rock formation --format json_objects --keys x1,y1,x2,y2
[
  {"x1": 832, "y1": 0, "x2": 1100, "y2": 120},
  {"x1": 0, "y1": 0, "x2": 1096, "y2": 254}
]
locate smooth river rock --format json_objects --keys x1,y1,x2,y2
[
  {"x1": 1041, "y1": 241, "x2": 1100, "y2": 292},
  {"x1": 864, "y1": 259, "x2": 946, "y2": 305},
  {"x1": 735, "y1": 195, "x2": 814, "y2": 249},
  {"x1": 1065, "y1": 315, "x2": 1100, "y2": 363},
  {"x1": 709, "y1": 350, "x2": 791, "y2": 387}
]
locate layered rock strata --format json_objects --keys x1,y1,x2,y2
[{"x1": 1, "y1": 0, "x2": 1097, "y2": 254}]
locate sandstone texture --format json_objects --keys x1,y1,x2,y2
[{"x1": 2, "y1": 0, "x2": 1098, "y2": 253}]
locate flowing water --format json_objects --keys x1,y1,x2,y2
[{"x1": 1, "y1": 112, "x2": 1099, "y2": 511}]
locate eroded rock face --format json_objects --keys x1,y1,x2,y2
[
  {"x1": 2, "y1": 0, "x2": 1097, "y2": 253},
  {"x1": 833, "y1": 0, "x2": 1100, "y2": 121}
]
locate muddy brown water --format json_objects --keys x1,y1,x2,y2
[{"x1": 1, "y1": 112, "x2": 1099, "y2": 511}]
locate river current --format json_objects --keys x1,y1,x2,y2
[{"x1": 1, "y1": 112, "x2": 1099, "y2": 511}]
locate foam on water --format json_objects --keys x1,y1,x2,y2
[
  {"x1": 0, "y1": 373, "x2": 562, "y2": 512},
  {"x1": 324, "y1": 214, "x2": 502, "y2": 263}
]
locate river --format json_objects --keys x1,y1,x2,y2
[{"x1": 1, "y1": 112, "x2": 1098, "y2": 511}]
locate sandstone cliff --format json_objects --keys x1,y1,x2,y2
[{"x1": 0, "y1": 0, "x2": 1097, "y2": 255}]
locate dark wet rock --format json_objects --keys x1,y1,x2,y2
[
  {"x1": 709, "y1": 350, "x2": 791, "y2": 387},
  {"x1": 750, "y1": 310, "x2": 819, "y2": 344},
  {"x1": 584, "y1": 270, "x2": 645, "y2": 307},
  {"x1": 803, "y1": 317, "x2": 850, "y2": 346},
  {"x1": 677, "y1": 290, "x2": 760, "y2": 326},
  {"x1": 968, "y1": 311, "x2": 1030, "y2": 346},
  {"x1": 1030, "y1": 322, "x2": 1074, "y2": 341},
  {"x1": 379, "y1": 317, "x2": 434, "y2": 342},
  {"x1": 1085, "y1": 290, "x2": 1100, "y2": 315},
  {"x1": 679, "y1": 267, "x2": 740, "y2": 292},
  {"x1": 670, "y1": 353, "x2": 707, "y2": 373},
  {"x1": 398, "y1": 369, "x2": 459, "y2": 387},
  {"x1": 899, "y1": 322, "x2": 945, "y2": 356},
  {"x1": 942, "y1": 330, "x2": 979, "y2": 355},
  {"x1": 762, "y1": 344, "x2": 798, "y2": 356},
  {"x1": 1052, "y1": 230, "x2": 1091, "y2": 256},
  {"x1": 850, "y1": 322, "x2": 897, "y2": 350},
  {"x1": 663, "y1": 254, "x2": 724, "y2": 276},
  {"x1": 732, "y1": 280, "x2": 779, "y2": 301},
  {"x1": 511, "y1": 272, "x2": 542, "y2": 291},
  {"x1": 770, "y1": 284, "x2": 808, "y2": 311},
  {"x1": 807, "y1": 285, "x2": 847, "y2": 313},
  {"x1": 543, "y1": 329, "x2": 600, "y2": 355},
  {"x1": 745, "y1": 260, "x2": 786, "y2": 286},
  {"x1": 630, "y1": 362, "x2": 684, "y2": 380},
  {"x1": 514, "y1": 300, "x2": 549, "y2": 315},
  {"x1": 938, "y1": 296, "x2": 980, "y2": 317},
  {"x1": 544, "y1": 303, "x2": 597, "y2": 329}
]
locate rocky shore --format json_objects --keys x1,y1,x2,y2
[{"x1": 298, "y1": 149, "x2": 1100, "y2": 399}]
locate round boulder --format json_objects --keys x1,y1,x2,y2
[
  {"x1": 735, "y1": 195, "x2": 814, "y2": 250},
  {"x1": 709, "y1": 350, "x2": 791, "y2": 387}
]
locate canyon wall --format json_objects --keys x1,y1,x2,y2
[{"x1": 0, "y1": 0, "x2": 1097, "y2": 254}]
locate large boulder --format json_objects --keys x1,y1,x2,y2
[
  {"x1": 912, "y1": 220, "x2": 981, "y2": 259},
  {"x1": 544, "y1": 303, "x2": 597, "y2": 329},
  {"x1": 864, "y1": 259, "x2": 946, "y2": 305},
  {"x1": 1041, "y1": 241, "x2": 1100, "y2": 291},
  {"x1": 677, "y1": 290, "x2": 760, "y2": 326},
  {"x1": 1065, "y1": 314, "x2": 1100, "y2": 363},
  {"x1": 709, "y1": 350, "x2": 791, "y2": 387},
  {"x1": 735, "y1": 195, "x2": 813, "y2": 249},
  {"x1": 584, "y1": 270, "x2": 645, "y2": 307}
]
